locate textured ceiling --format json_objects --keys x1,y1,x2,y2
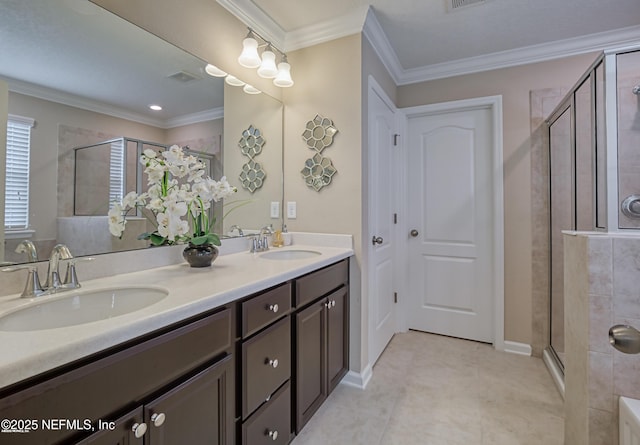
[{"x1": 252, "y1": 0, "x2": 640, "y2": 70}]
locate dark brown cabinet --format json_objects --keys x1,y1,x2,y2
[
  {"x1": 0, "y1": 258, "x2": 350, "y2": 445},
  {"x1": 294, "y1": 260, "x2": 349, "y2": 433},
  {"x1": 0, "y1": 308, "x2": 235, "y2": 445}
]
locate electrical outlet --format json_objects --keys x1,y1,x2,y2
[
  {"x1": 287, "y1": 201, "x2": 297, "y2": 219},
  {"x1": 270, "y1": 201, "x2": 280, "y2": 218}
]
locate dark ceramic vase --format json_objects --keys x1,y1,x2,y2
[{"x1": 183, "y1": 243, "x2": 219, "y2": 268}]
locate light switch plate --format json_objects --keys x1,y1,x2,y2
[
  {"x1": 287, "y1": 201, "x2": 297, "y2": 219},
  {"x1": 270, "y1": 201, "x2": 280, "y2": 218}
]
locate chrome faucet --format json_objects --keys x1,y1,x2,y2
[
  {"x1": 1, "y1": 245, "x2": 92, "y2": 298},
  {"x1": 249, "y1": 224, "x2": 274, "y2": 253},
  {"x1": 44, "y1": 244, "x2": 73, "y2": 289},
  {"x1": 229, "y1": 225, "x2": 244, "y2": 236},
  {"x1": 15, "y1": 240, "x2": 38, "y2": 262}
]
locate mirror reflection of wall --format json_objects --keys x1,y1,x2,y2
[
  {"x1": 0, "y1": 0, "x2": 283, "y2": 265},
  {"x1": 223, "y1": 84, "x2": 284, "y2": 235}
]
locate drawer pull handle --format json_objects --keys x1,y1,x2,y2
[
  {"x1": 267, "y1": 429, "x2": 279, "y2": 441},
  {"x1": 151, "y1": 413, "x2": 166, "y2": 427},
  {"x1": 268, "y1": 303, "x2": 279, "y2": 313},
  {"x1": 132, "y1": 422, "x2": 147, "y2": 438},
  {"x1": 266, "y1": 358, "x2": 279, "y2": 368}
]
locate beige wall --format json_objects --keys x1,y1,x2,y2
[
  {"x1": 224, "y1": 83, "x2": 283, "y2": 233},
  {"x1": 282, "y1": 34, "x2": 364, "y2": 372},
  {"x1": 397, "y1": 53, "x2": 598, "y2": 344},
  {"x1": 0, "y1": 80, "x2": 7, "y2": 261}
]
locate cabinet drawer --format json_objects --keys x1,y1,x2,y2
[
  {"x1": 242, "y1": 381, "x2": 291, "y2": 445},
  {"x1": 295, "y1": 259, "x2": 348, "y2": 307},
  {"x1": 242, "y1": 282, "x2": 291, "y2": 338},
  {"x1": 242, "y1": 317, "x2": 291, "y2": 418}
]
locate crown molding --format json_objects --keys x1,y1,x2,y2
[
  {"x1": 219, "y1": 1, "x2": 640, "y2": 86},
  {"x1": 395, "y1": 24, "x2": 640, "y2": 85},
  {"x1": 4, "y1": 77, "x2": 222, "y2": 129},
  {"x1": 362, "y1": 7, "x2": 403, "y2": 85},
  {"x1": 216, "y1": 0, "x2": 286, "y2": 49},
  {"x1": 285, "y1": 6, "x2": 369, "y2": 52},
  {"x1": 165, "y1": 107, "x2": 224, "y2": 128}
]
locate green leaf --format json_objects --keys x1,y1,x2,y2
[
  {"x1": 150, "y1": 233, "x2": 167, "y2": 246},
  {"x1": 190, "y1": 235, "x2": 209, "y2": 245},
  {"x1": 207, "y1": 233, "x2": 221, "y2": 246}
]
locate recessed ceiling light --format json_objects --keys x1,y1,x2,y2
[{"x1": 149, "y1": 105, "x2": 162, "y2": 111}]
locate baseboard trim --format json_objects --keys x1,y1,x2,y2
[
  {"x1": 340, "y1": 364, "x2": 373, "y2": 390},
  {"x1": 543, "y1": 348, "x2": 565, "y2": 399},
  {"x1": 503, "y1": 341, "x2": 532, "y2": 356}
]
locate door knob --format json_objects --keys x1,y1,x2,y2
[
  {"x1": 372, "y1": 236, "x2": 383, "y2": 245},
  {"x1": 410, "y1": 229, "x2": 419, "y2": 237}
]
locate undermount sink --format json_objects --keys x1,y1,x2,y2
[
  {"x1": 260, "y1": 249, "x2": 322, "y2": 260},
  {"x1": 0, "y1": 286, "x2": 168, "y2": 332}
]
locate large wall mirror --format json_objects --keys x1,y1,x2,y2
[{"x1": 0, "y1": 0, "x2": 283, "y2": 264}]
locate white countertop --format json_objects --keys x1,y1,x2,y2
[{"x1": 0, "y1": 242, "x2": 353, "y2": 389}]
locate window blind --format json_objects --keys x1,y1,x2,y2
[
  {"x1": 109, "y1": 138, "x2": 125, "y2": 207},
  {"x1": 5, "y1": 115, "x2": 34, "y2": 230}
]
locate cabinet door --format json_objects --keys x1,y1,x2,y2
[
  {"x1": 295, "y1": 300, "x2": 326, "y2": 432},
  {"x1": 144, "y1": 355, "x2": 234, "y2": 445},
  {"x1": 327, "y1": 286, "x2": 349, "y2": 394},
  {"x1": 74, "y1": 408, "x2": 145, "y2": 445}
]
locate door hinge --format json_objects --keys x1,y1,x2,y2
[
  {"x1": 393, "y1": 213, "x2": 398, "y2": 224},
  {"x1": 394, "y1": 292, "x2": 398, "y2": 303},
  {"x1": 393, "y1": 134, "x2": 400, "y2": 146}
]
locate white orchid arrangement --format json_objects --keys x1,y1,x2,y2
[{"x1": 108, "y1": 145, "x2": 237, "y2": 247}]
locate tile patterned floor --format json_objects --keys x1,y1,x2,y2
[{"x1": 291, "y1": 330, "x2": 564, "y2": 445}]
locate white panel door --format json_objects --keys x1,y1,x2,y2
[
  {"x1": 368, "y1": 84, "x2": 397, "y2": 365},
  {"x1": 407, "y1": 107, "x2": 494, "y2": 343}
]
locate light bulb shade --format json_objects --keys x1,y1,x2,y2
[
  {"x1": 238, "y1": 37, "x2": 261, "y2": 68},
  {"x1": 243, "y1": 84, "x2": 262, "y2": 95},
  {"x1": 225, "y1": 75, "x2": 245, "y2": 87},
  {"x1": 205, "y1": 63, "x2": 227, "y2": 77},
  {"x1": 273, "y1": 62, "x2": 294, "y2": 87},
  {"x1": 257, "y1": 50, "x2": 278, "y2": 78}
]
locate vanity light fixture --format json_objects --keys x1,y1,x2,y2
[
  {"x1": 243, "y1": 84, "x2": 262, "y2": 95},
  {"x1": 237, "y1": 28, "x2": 294, "y2": 87},
  {"x1": 149, "y1": 104, "x2": 162, "y2": 111},
  {"x1": 205, "y1": 63, "x2": 227, "y2": 77},
  {"x1": 225, "y1": 75, "x2": 245, "y2": 87},
  {"x1": 238, "y1": 30, "x2": 262, "y2": 68}
]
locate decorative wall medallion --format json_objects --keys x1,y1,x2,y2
[
  {"x1": 239, "y1": 159, "x2": 266, "y2": 193},
  {"x1": 302, "y1": 114, "x2": 338, "y2": 152},
  {"x1": 238, "y1": 125, "x2": 265, "y2": 158},
  {"x1": 238, "y1": 125, "x2": 266, "y2": 193},
  {"x1": 300, "y1": 153, "x2": 336, "y2": 192}
]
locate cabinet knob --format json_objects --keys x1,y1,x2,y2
[
  {"x1": 131, "y1": 422, "x2": 147, "y2": 438},
  {"x1": 325, "y1": 301, "x2": 331, "y2": 309},
  {"x1": 266, "y1": 358, "x2": 279, "y2": 368},
  {"x1": 268, "y1": 303, "x2": 279, "y2": 313},
  {"x1": 331, "y1": 300, "x2": 336, "y2": 308},
  {"x1": 151, "y1": 412, "x2": 166, "y2": 427},
  {"x1": 267, "y1": 429, "x2": 279, "y2": 441}
]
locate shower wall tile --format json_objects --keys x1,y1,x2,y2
[
  {"x1": 588, "y1": 351, "x2": 613, "y2": 411},
  {"x1": 589, "y1": 295, "x2": 613, "y2": 353},
  {"x1": 588, "y1": 408, "x2": 615, "y2": 445},
  {"x1": 612, "y1": 237, "x2": 640, "y2": 299},
  {"x1": 588, "y1": 237, "x2": 612, "y2": 297}
]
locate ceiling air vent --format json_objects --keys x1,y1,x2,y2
[
  {"x1": 448, "y1": 0, "x2": 486, "y2": 12},
  {"x1": 167, "y1": 71, "x2": 201, "y2": 83}
]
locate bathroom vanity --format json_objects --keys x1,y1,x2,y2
[{"x1": 0, "y1": 244, "x2": 352, "y2": 445}]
